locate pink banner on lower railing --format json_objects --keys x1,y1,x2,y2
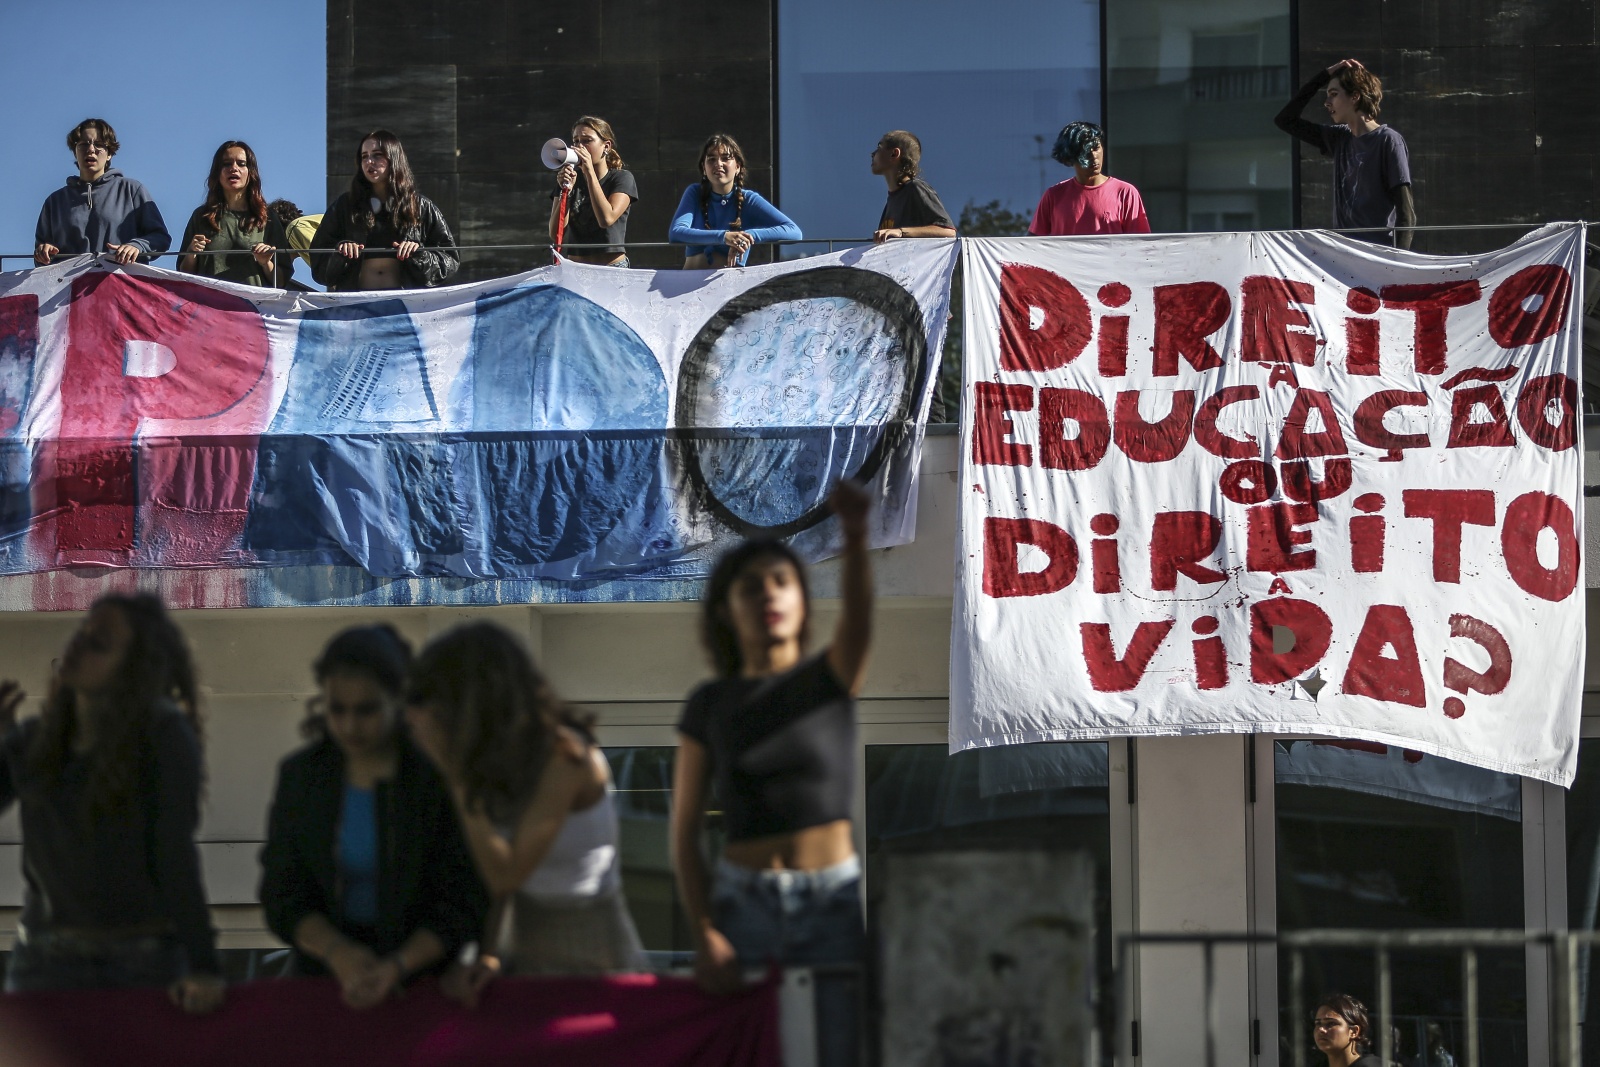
[{"x1": 0, "y1": 973, "x2": 782, "y2": 1067}]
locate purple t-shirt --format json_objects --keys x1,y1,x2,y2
[{"x1": 1319, "y1": 124, "x2": 1411, "y2": 240}]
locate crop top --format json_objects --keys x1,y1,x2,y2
[
  {"x1": 676, "y1": 653, "x2": 855, "y2": 841},
  {"x1": 518, "y1": 759, "x2": 623, "y2": 902}
]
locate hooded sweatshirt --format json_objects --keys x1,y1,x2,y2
[{"x1": 35, "y1": 168, "x2": 171, "y2": 261}]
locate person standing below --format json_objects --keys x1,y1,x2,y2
[
  {"x1": 404, "y1": 623, "x2": 646, "y2": 992},
  {"x1": 311, "y1": 130, "x2": 458, "y2": 291},
  {"x1": 671, "y1": 480, "x2": 874, "y2": 1066},
  {"x1": 0, "y1": 594, "x2": 222, "y2": 1013},
  {"x1": 177, "y1": 141, "x2": 293, "y2": 289},
  {"x1": 34, "y1": 118, "x2": 170, "y2": 266},
  {"x1": 669, "y1": 134, "x2": 801, "y2": 268},
  {"x1": 1312, "y1": 994, "x2": 1383, "y2": 1066},
  {"x1": 870, "y1": 131, "x2": 956, "y2": 243},
  {"x1": 259, "y1": 626, "x2": 487, "y2": 1009},
  {"x1": 550, "y1": 116, "x2": 637, "y2": 266},
  {"x1": 1276, "y1": 59, "x2": 1416, "y2": 249},
  {"x1": 1029, "y1": 121, "x2": 1151, "y2": 237}
]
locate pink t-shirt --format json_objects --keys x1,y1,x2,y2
[{"x1": 1028, "y1": 176, "x2": 1151, "y2": 236}]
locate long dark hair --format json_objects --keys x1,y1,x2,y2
[
  {"x1": 406, "y1": 623, "x2": 595, "y2": 822},
  {"x1": 700, "y1": 539, "x2": 812, "y2": 678},
  {"x1": 697, "y1": 133, "x2": 747, "y2": 232},
  {"x1": 26, "y1": 594, "x2": 201, "y2": 820},
  {"x1": 301, "y1": 625, "x2": 413, "y2": 740},
  {"x1": 348, "y1": 129, "x2": 420, "y2": 233},
  {"x1": 1314, "y1": 993, "x2": 1372, "y2": 1053},
  {"x1": 200, "y1": 140, "x2": 269, "y2": 233}
]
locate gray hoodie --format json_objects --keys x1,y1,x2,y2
[{"x1": 34, "y1": 168, "x2": 171, "y2": 261}]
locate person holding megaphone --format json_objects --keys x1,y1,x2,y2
[{"x1": 547, "y1": 117, "x2": 637, "y2": 267}]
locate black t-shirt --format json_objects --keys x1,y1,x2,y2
[
  {"x1": 879, "y1": 177, "x2": 954, "y2": 232},
  {"x1": 562, "y1": 168, "x2": 638, "y2": 255},
  {"x1": 677, "y1": 653, "x2": 856, "y2": 842}
]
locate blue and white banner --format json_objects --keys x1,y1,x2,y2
[{"x1": 0, "y1": 241, "x2": 956, "y2": 602}]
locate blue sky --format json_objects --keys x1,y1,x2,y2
[{"x1": 0, "y1": 0, "x2": 326, "y2": 271}]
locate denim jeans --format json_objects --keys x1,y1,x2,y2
[
  {"x1": 713, "y1": 855, "x2": 865, "y2": 1066},
  {"x1": 5, "y1": 933, "x2": 184, "y2": 992}
]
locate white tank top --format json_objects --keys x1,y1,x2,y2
[{"x1": 519, "y1": 757, "x2": 623, "y2": 902}]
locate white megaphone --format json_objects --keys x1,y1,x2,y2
[{"x1": 542, "y1": 137, "x2": 579, "y2": 169}]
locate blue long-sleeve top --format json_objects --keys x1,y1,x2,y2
[{"x1": 668, "y1": 184, "x2": 802, "y2": 266}]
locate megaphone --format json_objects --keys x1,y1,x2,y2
[{"x1": 542, "y1": 137, "x2": 579, "y2": 169}]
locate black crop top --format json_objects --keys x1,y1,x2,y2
[{"x1": 677, "y1": 653, "x2": 856, "y2": 842}]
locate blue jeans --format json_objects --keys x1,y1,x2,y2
[
  {"x1": 713, "y1": 855, "x2": 864, "y2": 1066},
  {"x1": 5, "y1": 933, "x2": 184, "y2": 992}
]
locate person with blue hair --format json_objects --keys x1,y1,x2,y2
[{"x1": 1029, "y1": 121, "x2": 1150, "y2": 237}]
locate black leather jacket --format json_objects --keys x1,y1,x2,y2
[
  {"x1": 309, "y1": 191, "x2": 459, "y2": 290},
  {"x1": 258, "y1": 732, "x2": 488, "y2": 977}
]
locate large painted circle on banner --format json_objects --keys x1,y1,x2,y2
[{"x1": 675, "y1": 267, "x2": 929, "y2": 538}]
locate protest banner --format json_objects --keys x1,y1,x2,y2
[
  {"x1": 0, "y1": 241, "x2": 955, "y2": 608},
  {"x1": 952, "y1": 225, "x2": 1586, "y2": 784}
]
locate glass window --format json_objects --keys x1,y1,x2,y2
[
  {"x1": 1275, "y1": 740, "x2": 1526, "y2": 1066},
  {"x1": 777, "y1": 0, "x2": 1100, "y2": 244},
  {"x1": 1564, "y1": 738, "x2": 1600, "y2": 1065},
  {"x1": 1105, "y1": 0, "x2": 1292, "y2": 232},
  {"x1": 607, "y1": 746, "x2": 725, "y2": 962},
  {"x1": 865, "y1": 742, "x2": 1113, "y2": 1055}
]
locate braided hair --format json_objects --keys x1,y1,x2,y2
[
  {"x1": 1051, "y1": 121, "x2": 1105, "y2": 170},
  {"x1": 880, "y1": 130, "x2": 923, "y2": 186},
  {"x1": 697, "y1": 133, "x2": 747, "y2": 235}
]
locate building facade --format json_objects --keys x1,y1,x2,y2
[{"x1": 0, "y1": 2, "x2": 1592, "y2": 1065}]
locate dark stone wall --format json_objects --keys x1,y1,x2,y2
[
  {"x1": 1295, "y1": 0, "x2": 1599, "y2": 254},
  {"x1": 327, "y1": 0, "x2": 774, "y2": 277}
]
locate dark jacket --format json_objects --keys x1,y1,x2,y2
[
  {"x1": 258, "y1": 732, "x2": 488, "y2": 977},
  {"x1": 309, "y1": 191, "x2": 459, "y2": 290},
  {"x1": 34, "y1": 168, "x2": 171, "y2": 261},
  {"x1": 0, "y1": 704, "x2": 219, "y2": 974}
]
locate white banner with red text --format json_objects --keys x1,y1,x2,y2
[{"x1": 951, "y1": 224, "x2": 1586, "y2": 785}]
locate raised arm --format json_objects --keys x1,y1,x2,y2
[
  {"x1": 449, "y1": 738, "x2": 592, "y2": 897},
  {"x1": 1275, "y1": 68, "x2": 1333, "y2": 149},
  {"x1": 825, "y1": 479, "x2": 873, "y2": 695}
]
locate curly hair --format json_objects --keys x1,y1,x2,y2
[
  {"x1": 26, "y1": 594, "x2": 201, "y2": 821},
  {"x1": 67, "y1": 118, "x2": 119, "y2": 157},
  {"x1": 1335, "y1": 66, "x2": 1384, "y2": 118},
  {"x1": 1314, "y1": 993, "x2": 1372, "y2": 1053},
  {"x1": 301, "y1": 624, "x2": 413, "y2": 740},
  {"x1": 406, "y1": 623, "x2": 595, "y2": 823},
  {"x1": 701, "y1": 539, "x2": 812, "y2": 678},
  {"x1": 200, "y1": 140, "x2": 269, "y2": 234},
  {"x1": 1051, "y1": 121, "x2": 1105, "y2": 170}
]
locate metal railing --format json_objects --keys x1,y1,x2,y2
[
  {"x1": 1116, "y1": 929, "x2": 1600, "y2": 1067},
  {"x1": 1, "y1": 221, "x2": 1588, "y2": 267}
]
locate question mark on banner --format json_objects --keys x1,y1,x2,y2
[{"x1": 1440, "y1": 613, "x2": 1513, "y2": 719}]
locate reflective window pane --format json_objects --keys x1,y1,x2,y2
[
  {"x1": 607, "y1": 746, "x2": 725, "y2": 960},
  {"x1": 778, "y1": 0, "x2": 1100, "y2": 243},
  {"x1": 1275, "y1": 740, "x2": 1526, "y2": 1066},
  {"x1": 865, "y1": 743, "x2": 1113, "y2": 1056},
  {"x1": 1565, "y1": 738, "x2": 1600, "y2": 1065},
  {"x1": 1105, "y1": 0, "x2": 1292, "y2": 232}
]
